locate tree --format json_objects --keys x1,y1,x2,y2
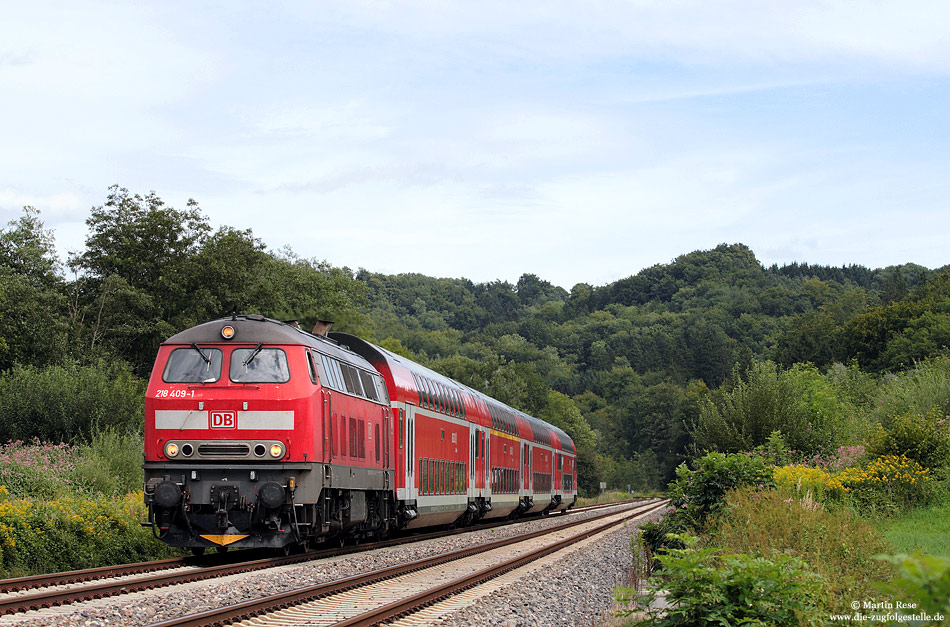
[{"x1": 0, "y1": 208, "x2": 69, "y2": 371}]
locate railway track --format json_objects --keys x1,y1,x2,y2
[
  {"x1": 0, "y1": 499, "x2": 649, "y2": 622},
  {"x1": 151, "y1": 499, "x2": 668, "y2": 627}
]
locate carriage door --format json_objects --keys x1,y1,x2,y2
[
  {"x1": 469, "y1": 427, "x2": 475, "y2": 497},
  {"x1": 484, "y1": 430, "x2": 490, "y2": 494},
  {"x1": 523, "y1": 443, "x2": 530, "y2": 492},
  {"x1": 528, "y1": 444, "x2": 533, "y2": 491},
  {"x1": 406, "y1": 405, "x2": 416, "y2": 501}
]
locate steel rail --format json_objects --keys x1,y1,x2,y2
[
  {"x1": 0, "y1": 498, "x2": 637, "y2": 598},
  {"x1": 146, "y1": 499, "x2": 668, "y2": 627},
  {"x1": 336, "y1": 501, "x2": 667, "y2": 627}
]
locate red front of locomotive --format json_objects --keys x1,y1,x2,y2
[{"x1": 143, "y1": 316, "x2": 325, "y2": 552}]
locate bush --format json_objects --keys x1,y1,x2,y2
[
  {"x1": 640, "y1": 452, "x2": 773, "y2": 558},
  {"x1": 837, "y1": 454, "x2": 934, "y2": 515},
  {"x1": 869, "y1": 355, "x2": 950, "y2": 425},
  {"x1": 668, "y1": 451, "x2": 774, "y2": 526},
  {"x1": 693, "y1": 361, "x2": 854, "y2": 457},
  {"x1": 617, "y1": 533, "x2": 824, "y2": 626},
  {"x1": 773, "y1": 464, "x2": 847, "y2": 502},
  {"x1": 0, "y1": 490, "x2": 177, "y2": 576},
  {"x1": 866, "y1": 408, "x2": 950, "y2": 473},
  {"x1": 0, "y1": 360, "x2": 145, "y2": 443}
]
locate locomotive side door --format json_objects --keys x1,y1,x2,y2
[{"x1": 322, "y1": 389, "x2": 332, "y2": 462}]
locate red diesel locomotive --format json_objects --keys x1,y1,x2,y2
[{"x1": 143, "y1": 315, "x2": 577, "y2": 552}]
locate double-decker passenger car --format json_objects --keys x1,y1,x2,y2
[{"x1": 143, "y1": 315, "x2": 576, "y2": 552}]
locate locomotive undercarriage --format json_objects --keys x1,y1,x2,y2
[{"x1": 143, "y1": 461, "x2": 394, "y2": 551}]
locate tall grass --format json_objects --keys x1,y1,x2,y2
[{"x1": 707, "y1": 486, "x2": 896, "y2": 606}]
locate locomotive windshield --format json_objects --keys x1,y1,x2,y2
[
  {"x1": 229, "y1": 347, "x2": 290, "y2": 383},
  {"x1": 163, "y1": 347, "x2": 223, "y2": 383}
]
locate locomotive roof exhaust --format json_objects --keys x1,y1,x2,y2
[{"x1": 312, "y1": 320, "x2": 333, "y2": 336}]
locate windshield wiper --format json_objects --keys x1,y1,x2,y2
[
  {"x1": 243, "y1": 342, "x2": 264, "y2": 367},
  {"x1": 191, "y1": 343, "x2": 212, "y2": 368}
]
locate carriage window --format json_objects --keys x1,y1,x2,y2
[
  {"x1": 163, "y1": 347, "x2": 223, "y2": 383},
  {"x1": 229, "y1": 348, "x2": 290, "y2": 383}
]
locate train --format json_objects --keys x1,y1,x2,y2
[{"x1": 142, "y1": 314, "x2": 577, "y2": 553}]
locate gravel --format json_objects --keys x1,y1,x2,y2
[{"x1": 0, "y1": 502, "x2": 662, "y2": 627}]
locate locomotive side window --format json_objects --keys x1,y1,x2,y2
[
  {"x1": 359, "y1": 370, "x2": 379, "y2": 401},
  {"x1": 163, "y1": 347, "x2": 223, "y2": 383},
  {"x1": 374, "y1": 375, "x2": 390, "y2": 404},
  {"x1": 230, "y1": 348, "x2": 290, "y2": 383},
  {"x1": 331, "y1": 359, "x2": 346, "y2": 392},
  {"x1": 319, "y1": 354, "x2": 339, "y2": 390},
  {"x1": 340, "y1": 363, "x2": 364, "y2": 396},
  {"x1": 306, "y1": 350, "x2": 318, "y2": 384}
]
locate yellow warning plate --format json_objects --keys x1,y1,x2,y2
[{"x1": 199, "y1": 534, "x2": 248, "y2": 546}]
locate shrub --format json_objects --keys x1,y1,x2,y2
[
  {"x1": 0, "y1": 360, "x2": 145, "y2": 443},
  {"x1": 693, "y1": 361, "x2": 854, "y2": 457},
  {"x1": 0, "y1": 436, "x2": 145, "y2": 499},
  {"x1": 668, "y1": 451, "x2": 774, "y2": 526},
  {"x1": 869, "y1": 355, "x2": 950, "y2": 425},
  {"x1": 617, "y1": 533, "x2": 824, "y2": 626},
  {"x1": 773, "y1": 464, "x2": 847, "y2": 502},
  {"x1": 0, "y1": 490, "x2": 178, "y2": 576},
  {"x1": 640, "y1": 452, "x2": 773, "y2": 559},
  {"x1": 865, "y1": 408, "x2": 950, "y2": 473},
  {"x1": 837, "y1": 454, "x2": 934, "y2": 514}
]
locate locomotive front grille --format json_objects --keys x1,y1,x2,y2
[{"x1": 198, "y1": 443, "x2": 250, "y2": 457}]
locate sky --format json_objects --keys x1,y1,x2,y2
[{"x1": 2, "y1": 1, "x2": 949, "y2": 290}]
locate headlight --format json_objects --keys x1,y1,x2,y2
[
  {"x1": 165, "y1": 442, "x2": 179, "y2": 457},
  {"x1": 270, "y1": 443, "x2": 284, "y2": 458}
]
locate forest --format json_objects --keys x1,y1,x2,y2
[{"x1": 2, "y1": 185, "x2": 949, "y2": 497}]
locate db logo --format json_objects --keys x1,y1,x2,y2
[{"x1": 210, "y1": 411, "x2": 237, "y2": 429}]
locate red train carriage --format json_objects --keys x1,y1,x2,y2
[
  {"x1": 328, "y1": 333, "x2": 578, "y2": 526},
  {"x1": 142, "y1": 316, "x2": 577, "y2": 552}
]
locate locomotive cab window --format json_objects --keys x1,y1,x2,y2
[
  {"x1": 163, "y1": 347, "x2": 223, "y2": 383},
  {"x1": 229, "y1": 348, "x2": 290, "y2": 383}
]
